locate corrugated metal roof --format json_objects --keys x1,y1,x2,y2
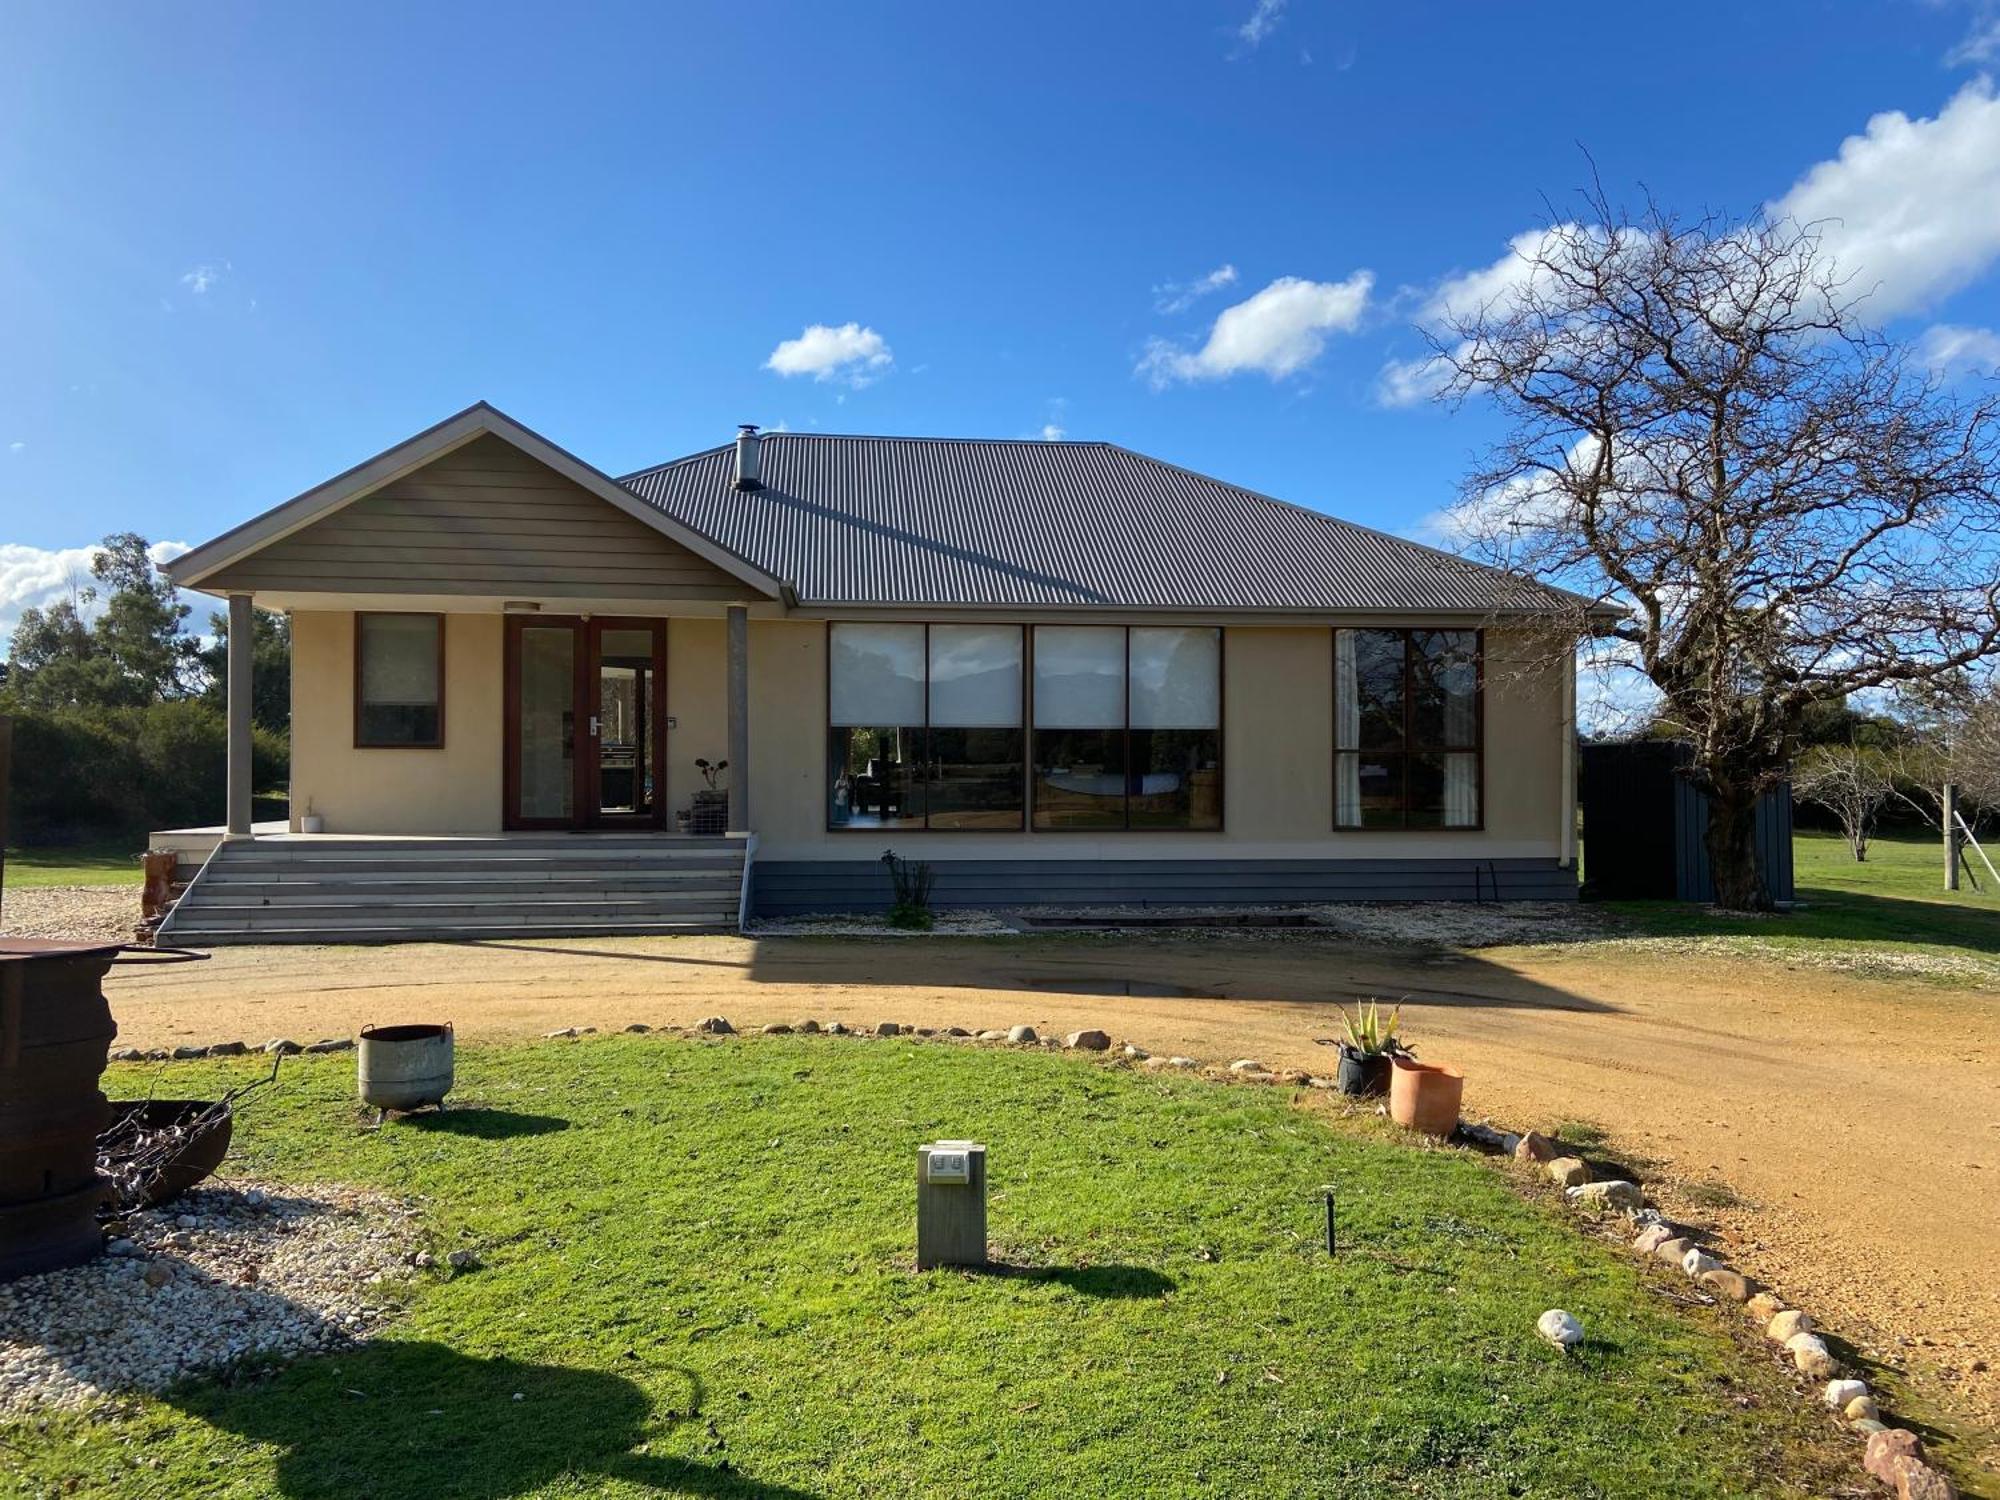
[{"x1": 619, "y1": 435, "x2": 1584, "y2": 613}]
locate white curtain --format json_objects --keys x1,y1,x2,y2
[
  {"x1": 1439, "y1": 632, "x2": 1479, "y2": 826},
  {"x1": 1334, "y1": 630, "x2": 1361, "y2": 826},
  {"x1": 1443, "y1": 752, "x2": 1478, "y2": 827}
]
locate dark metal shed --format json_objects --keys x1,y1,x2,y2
[{"x1": 1579, "y1": 741, "x2": 1794, "y2": 904}]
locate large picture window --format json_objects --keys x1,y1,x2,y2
[
  {"x1": 1334, "y1": 628, "x2": 1480, "y2": 828},
  {"x1": 355, "y1": 612, "x2": 444, "y2": 748},
  {"x1": 1032, "y1": 626, "x2": 1221, "y2": 831},
  {"x1": 827, "y1": 623, "x2": 1025, "y2": 830}
]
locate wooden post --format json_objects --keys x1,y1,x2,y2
[
  {"x1": 916, "y1": 1141, "x2": 988, "y2": 1270},
  {"x1": 1945, "y1": 782, "x2": 1960, "y2": 892},
  {"x1": 226, "y1": 592, "x2": 254, "y2": 839},
  {"x1": 726, "y1": 604, "x2": 750, "y2": 834}
]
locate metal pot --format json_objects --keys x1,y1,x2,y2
[{"x1": 357, "y1": 1023, "x2": 454, "y2": 1115}]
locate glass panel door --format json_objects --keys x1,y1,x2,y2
[
  {"x1": 513, "y1": 622, "x2": 579, "y2": 827},
  {"x1": 592, "y1": 624, "x2": 663, "y2": 823}
]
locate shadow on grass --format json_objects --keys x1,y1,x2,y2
[
  {"x1": 399, "y1": 1110, "x2": 571, "y2": 1139},
  {"x1": 967, "y1": 1261, "x2": 1175, "y2": 1298},
  {"x1": 173, "y1": 1341, "x2": 816, "y2": 1499}
]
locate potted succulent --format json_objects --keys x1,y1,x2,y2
[
  {"x1": 1334, "y1": 1000, "x2": 1404, "y2": 1097},
  {"x1": 690, "y1": 758, "x2": 729, "y2": 835}
]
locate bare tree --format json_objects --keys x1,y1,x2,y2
[
  {"x1": 1791, "y1": 744, "x2": 1894, "y2": 861},
  {"x1": 1432, "y1": 193, "x2": 2000, "y2": 908},
  {"x1": 1892, "y1": 675, "x2": 2000, "y2": 827}
]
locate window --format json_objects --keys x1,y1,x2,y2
[
  {"x1": 355, "y1": 613, "x2": 444, "y2": 748},
  {"x1": 1032, "y1": 626, "x2": 1221, "y2": 831},
  {"x1": 1334, "y1": 628, "x2": 1479, "y2": 828},
  {"x1": 827, "y1": 623, "x2": 1024, "y2": 830}
]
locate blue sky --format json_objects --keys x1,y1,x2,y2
[{"x1": 6, "y1": 1, "x2": 2000, "y2": 644}]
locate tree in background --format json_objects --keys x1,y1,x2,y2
[
  {"x1": 1791, "y1": 744, "x2": 1896, "y2": 861},
  {"x1": 2, "y1": 533, "x2": 287, "y2": 841},
  {"x1": 1433, "y1": 192, "x2": 2000, "y2": 909},
  {"x1": 199, "y1": 608, "x2": 291, "y2": 736}
]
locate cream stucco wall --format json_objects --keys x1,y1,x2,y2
[
  {"x1": 747, "y1": 621, "x2": 1566, "y2": 861},
  {"x1": 288, "y1": 610, "x2": 1565, "y2": 853},
  {"x1": 288, "y1": 609, "x2": 505, "y2": 834}
]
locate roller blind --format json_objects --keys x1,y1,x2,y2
[
  {"x1": 1128, "y1": 627, "x2": 1219, "y2": 728},
  {"x1": 928, "y1": 625, "x2": 1022, "y2": 727},
  {"x1": 359, "y1": 615, "x2": 440, "y2": 705},
  {"x1": 829, "y1": 623, "x2": 925, "y2": 724},
  {"x1": 1032, "y1": 626, "x2": 1124, "y2": 728}
]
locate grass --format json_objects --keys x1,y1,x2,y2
[
  {"x1": 1605, "y1": 829, "x2": 2000, "y2": 982},
  {"x1": 2, "y1": 838, "x2": 146, "y2": 888},
  {"x1": 7, "y1": 1037, "x2": 1852, "y2": 1499}
]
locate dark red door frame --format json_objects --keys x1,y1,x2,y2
[{"x1": 503, "y1": 615, "x2": 669, "y2": 831}]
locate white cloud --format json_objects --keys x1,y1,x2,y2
[
  {"x1": 1236, "y1": 0, "x2": 1285, "y2": 48},
  {"x1": 1153, "y1": 263, "x2": 1239, "y2": 314},
  {"x1": 1138, "y1": 272, "x2": 1374, "y2": 387},
  {"x1": 180, "y1": 262, "x2": 227, "y2": 295},
  {"x1": 0, "y1": 540, "x2": 189, "y2": 653},
  {"x1": 764, "y1": 323, "x2": 894, "y2": 386},
  {"x1": 1040, "y1": 423, "x2": 1067, "y2": 440},
  {"x1": 1769, "y1": 77, "x2": 2000, "y2": 321},
  {"x1": 1375, "y1": 352, "x2": 1452, "y2": 408},
  {"x1": 7, "y1": 441, "x2": 23, "y2": 454},
  {"x1": 1947, "y1": 5, "x2": 2000, "y2": 64},
  {"x1": 1917, "y1": 321, "x2": 2000, "y2": 374}
]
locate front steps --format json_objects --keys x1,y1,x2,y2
[{"x1": 157, "y1": 835, "x2": 747, "y2": 944}]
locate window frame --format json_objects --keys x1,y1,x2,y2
[
  {"x1": 353, "y1": 611, "x2": 446, "y2": 750},
  {"x1": 823, "y1": 621, "x2": 1029, "y2": 833},
  {"x1": 1029, "y1": 624, "x2": 1225, "y2": 835},
  {"x1": 1331, "y1": 626, "x2": 1483, "y2": 832}
]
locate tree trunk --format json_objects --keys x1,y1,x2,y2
[{"x1": 1705, "y1": 781, "x2": 1767, "y2": 911}]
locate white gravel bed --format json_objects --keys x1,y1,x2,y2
[
  {"x1": 751, "y1": 900, "x2": 1615, "y2": 948},
  {"x1": 1596, "y1": 933, "x2": 2000, "y2": 986},
  {"x1": 0, "y1": 1181, "x2": 422, "y2": 1412},
  {"x1": 0, "y1": 884, "x2": 137, "y2": 944}
]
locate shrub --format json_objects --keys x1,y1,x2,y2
[{"x1": 880, "y1": 848, "x2": 935, "y2": 930}]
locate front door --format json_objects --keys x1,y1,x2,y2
[{"x1": 505, "y1": 616, "x2": 668, "y2": 830}]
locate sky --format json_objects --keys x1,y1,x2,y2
[{"x1": 6, "y1": 0, "x2": 2000, "y2": 656}]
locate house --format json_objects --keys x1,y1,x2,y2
[{"x1": 154, "y1": 402, "x2": 1598, "y2": 942}]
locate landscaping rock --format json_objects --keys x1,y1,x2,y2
[
  {"x1": 305, "y1": 1038, "x2": 353, "y2": 1053},
  {"x1": 1546, "y1": 1157, "x2": 1591, "y2": 1189},
  {"x1": 263, "y1": 1038, "x2": 302, "y2": 1055},
  {"x1": 1229, "y1": 1058, "x2": 1268, "y2": 1074},
  {"x1": 761, "y1": 1023, "x2": 793, "y2": 1035},
  {"x1": 1767, "y1": 1309, "x2": 1814, "y2": 1345},
  {"x1": 1008, "y1": 1025, "x2": 1039, "y2": 1044},
  {"x1": 1653, "y1": 1236, "x2": 1693, "y2": 1266},
  {"x1": 1513, "y1": 1130, "x2": 1557, "y2": 1162},
  {"x1": 1865, "y1": 1430, "x2": 1926, "y2": 1486},
  {"x1": 1697, "y1": 1268, "x2": 1758, "y2": 1303},
  {"x1": 796, "y1": 1019, "x2": 821, "y2": 1034},
  {"x1": 1893, "y1": 1458, "x2": 1957, "y2": 1500},
  {"x1": 695, "y1": 1017, "x2": 735, "y2": 1035},
  {"x1": 1680, "y1": 1248, "x2": 1720, "y2": 1279},
  {"x1": 977, "y1": 1030, "x2": 1008, "y2": 1042},
  {"x1": 104, "y1": 1239, "x2": 136, "y2": 1257},
  {"x1": 1536, "y1": 1309, "x2": 1583, "y2": 1350},
  {"x1": 1567, "y1": 1180, "x2": 1641, "y2": 1211},
  {"x1": 876, "y1": 1022, "x2": 901, "y2": 1037},
  {"x1": 1823, "y1": 1378, "x2": 1868, "y2": 1411},
  {"x1": 1063, "y1": 1029, "x2": 1109, "y2": 1051},
  {"x1": 1746, "y1": 1292, "x2": 1785, "y2": 1323},
  {"x1": 941, "y1": 1026, "x2": 969, "y2": 1037},
  {"x1": 623, "y1": 1023, "x2": 652, "y2": 1034},
  {"x1": 108, "y1": 1047, "x2": 141, "y2": 1062},
  {"x1": 171, "y1": 1045, "x2": 205, "y2": 1060},
  {"x1": 1123, "y1": 1044, "x2": 1149, "y2": 1061},
  {"x1": 1633, "y1": 1224, "x2": 1675, "y2": 1255},
  {"x1": 1786, "y1": 1333, "x2": 1837, "y2": 1379},
  {"x1": 446, "y1": 1249, "x2": 480, "y2": 1272},
  {"x1": 206, "y1": 1040, "x2": 247, "y2": 1057},
  {"x1": 543, "y1": 1027, "x2": 578, "y2": 1039},
  {"x1": 825, "y1": 1022, "x2": 850, "y2": 1035},
  {"x1": 1846, "y1": 1395, "x2": 1880, "y2": 1424},
  {"x1": 1168, "y1": 1056, "x2": 1200, "y2": 1069},
  {"x1": 1853, "y1": 1418, "x2": 1889, "y2": 1436}
]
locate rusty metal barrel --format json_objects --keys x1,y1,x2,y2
[
  {"x1": 0, "y1": 940, "x2": 121, "y2": 1280},
  {"x1": 358, "y1": 1023, "x2": 455, "y2": 1113}
]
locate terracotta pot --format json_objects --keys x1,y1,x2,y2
[{"x1": 1388, "y1": 1055, "x2": 1464, "y2": 1138}]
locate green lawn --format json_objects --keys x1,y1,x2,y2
[
  {"x1": 10, "y1": 1038, "x2": 1850, "y2": 1499},
  {"x1": 1607, "y1": 829, "x2": 2000, "y2": 979},
  {"x1": 2, "y1": 838, "x2": 146, "y2": 888}
]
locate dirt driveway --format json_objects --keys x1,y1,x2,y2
[{"x1": 105, "y1": 929, "x2": 2000, "y2": 1469}]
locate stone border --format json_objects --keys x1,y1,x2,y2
[{"x1": 112, "y1": 1021, "x2": 1955, "y2": 1497}]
